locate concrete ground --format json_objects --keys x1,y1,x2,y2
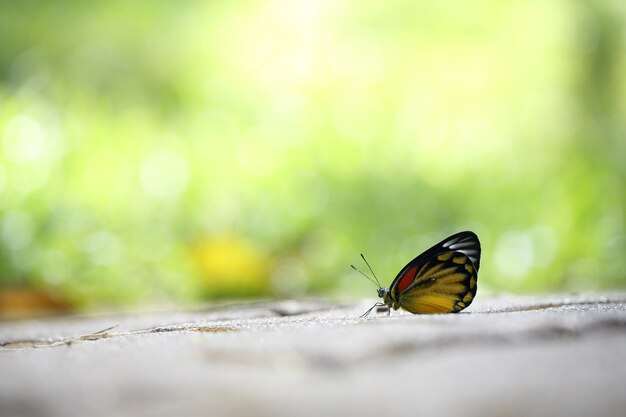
[{"x1": 1, "y1": 293, "x2": 625, "y2": 417}]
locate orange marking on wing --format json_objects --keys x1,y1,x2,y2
[{"x1": 396, "y1": 266, "x2": 418, "y2": 293}]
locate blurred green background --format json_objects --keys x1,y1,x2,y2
[{"x1": 1, "y1": 0, "x2": 625, "y2": 316}]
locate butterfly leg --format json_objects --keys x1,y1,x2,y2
[{"x1": 360, "y1": 302, "x2": 386, "y2": 318}]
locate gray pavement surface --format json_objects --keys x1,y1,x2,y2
[{"x1": 1, "y1": 294, "x2": 625, "y2": 417}]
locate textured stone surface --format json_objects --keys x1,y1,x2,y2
[{"x1": 1, "y1": 294, "x2": 625, "y2": 417}]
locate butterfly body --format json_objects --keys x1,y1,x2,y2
[{"x1": 377, "y1": 231, "x2": 481, "y2": 314}]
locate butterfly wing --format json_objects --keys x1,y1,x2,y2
[{"x1": 389, "y1": 232, "x2": 481, "y2": 314}]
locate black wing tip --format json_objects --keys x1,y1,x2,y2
[
  {"x1": 456, "y1": 230, "x2": 479, "y2": 239},
  {"x1": 447, "y1": 231, "x2": 481, "y2": 271}
]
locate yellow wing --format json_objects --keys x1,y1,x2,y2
[{"x1": 397, "y1": 251, "x2": 477, "y2": 314}]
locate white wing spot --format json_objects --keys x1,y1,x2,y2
[
  {"x1": 442, "y1": 237, "x2": 460, "y2": 248},
  {"x1": 449, "y1": 242, "x2": 475, "y2": 250}
]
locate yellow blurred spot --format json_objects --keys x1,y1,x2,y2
[{"x1": 192, "y1": 235, "x2": 271, "y2": 296}]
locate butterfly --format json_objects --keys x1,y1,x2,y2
[{"x1": 353, "y1": 231, "x2": 481, "y2": 316}]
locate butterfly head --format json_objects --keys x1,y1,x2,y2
[
  {"x1": 377, "y1": 287, "x2": 387, "y2": 298},
  {"x1": 378, "y1": 287, "x2": 392, "y2": 306}
]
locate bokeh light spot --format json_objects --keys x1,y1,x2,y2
[
  {"x1": 3, "y1": 115, "x2": 45, "y2": 164},
  {"x1": 84, "y1": 231, "x2": 122, "y2": 266},
  {"x1": 0, "y1": 163, "x2": 6, "y2": 197},
  {"x1": 140, "y1": 149, "x2": 190, "y2": 200},
  {"x1": 1, "y1": 210, "x2": 35, "y2": 251},
  {"x1": 271, "y1": 258, "x2": 308, "y2": 297},
  {"x1": 495, "y1": 231, "x2": 535, "y2": 282}
]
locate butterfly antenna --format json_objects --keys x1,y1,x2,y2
[
  {"x1": 350, "y1": 265, "x2": 379, "y2": 288},
  {"x1": 360, "y1": 254, "x2": 381, "y2": 288}
]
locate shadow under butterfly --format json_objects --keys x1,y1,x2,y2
[{"x1": 353, "y1": 231, "x2": 481, "y2": 317}]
